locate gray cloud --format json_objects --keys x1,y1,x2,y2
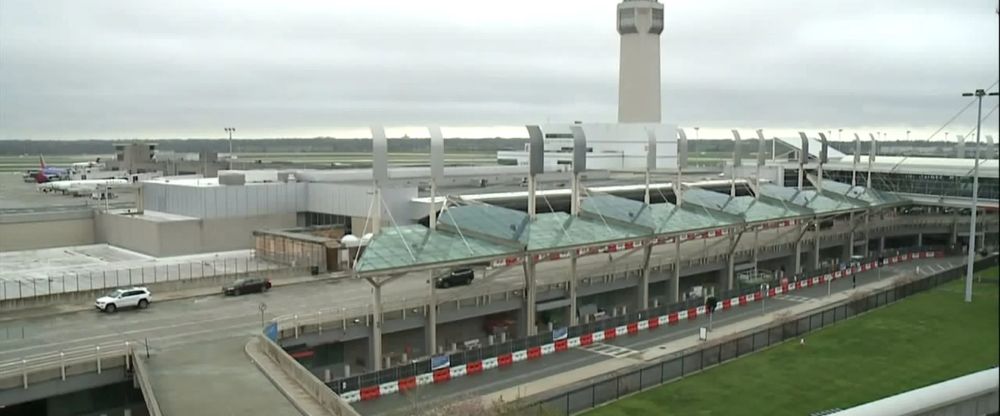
[{"x1": 1, "y1": 0, "x2": 996, "y2": 140}]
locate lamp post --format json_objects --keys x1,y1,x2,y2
[
  {"x1": 960, "y1": 88, "x2": 999, "y2": 303},
  {"x1": 694, "y1": 126, "x2": 700, "y2": 140},
  {"x1": 224, "y1": 127, "x2": 236, "y2": 170},
  {"x1": 906, "y1": 130, "x2": 911, "y2": 141},
  {"x1": 838, "y1": 128, "x2": 843, "y2": 142}
]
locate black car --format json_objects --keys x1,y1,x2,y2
[
  {"x1": 436, "y1": 268, "x2": 474, "y2": 289},
  {"x1": 223, "y1": 278, "x2": 272, "y2": 296}
]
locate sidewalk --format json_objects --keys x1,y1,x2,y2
[
  {"x1": 482, "y1": 261, "x2": 953, "y2": 407},
  {"x1": 0, "y1": 272, "x2": 345, "y2": 322}
]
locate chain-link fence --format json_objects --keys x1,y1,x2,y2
[
  {"x1": 515, "y1": 254, "x2": 996, "y2": 416},
  {"x1": 0, "y1": 256, "x2": 286, "y2": 300},
  {"x1": 326, "y1": 245, "x2": 950, "y2": 395}
]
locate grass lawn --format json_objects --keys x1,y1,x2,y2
[{"x1": 586, "y1": 267, "x2": 1000, "y2": 416}]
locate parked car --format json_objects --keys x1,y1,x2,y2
[
  {"x1": 95, "y1": 287, "x2": 151, "y2": 313},
  {"x1": 223, "y1": 278, "x2": 272, "y2": 296},
  {"x1": 435, "y1": 268, "x2": 474, "y2": 289}
]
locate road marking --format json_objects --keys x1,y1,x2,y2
[
  {"x1": 775, "y1": 295, "x2": 813, "y2": 303},
  {"x1": 580, "y1": 342, "x2": 638, "y2": 358}
]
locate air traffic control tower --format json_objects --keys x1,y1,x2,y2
[{"x1": 617, "y1": 0, "x2": 664, "y2": 123}]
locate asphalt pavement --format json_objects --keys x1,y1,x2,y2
[{"x1": 0, "y1": 226, "x2": 800, "y2": 364}]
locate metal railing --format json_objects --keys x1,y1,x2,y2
[
  {"x1": 0, "y1": 340, "x2": 135, "y2": 390},
  {"x1": 515, "y1": 256, "x2": 996, "y2": 416},
  {"x1": 0, "y1": 256, "x2": 288, "y2": 301}
]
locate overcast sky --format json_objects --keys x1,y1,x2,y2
[{"x1": 1, "y1": 0, "x2": 997, "y2": 141}]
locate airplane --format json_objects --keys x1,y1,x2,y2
[
  {"x1": 31, "y1": 155, "x2": 69, "y2": 183},
  {"x1": 38, "y1": 178, "x2": 129, "y2": 196}
]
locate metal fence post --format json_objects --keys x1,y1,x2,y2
[
  {"x1": 22, "y1": 359, "x2": 27, "y2": 389},
  {"x1": 60, "y1": 351, "x2": 66, "y2": 380},
  {"x1": 96, "y1": 345, "x2": 102, "y2": 374}
]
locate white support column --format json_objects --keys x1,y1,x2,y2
[
  {"x1": 429, "y1": 182, "x2": 437, "y2": 230},
  {"x1": 794, "y1": 224, "x2": 804, "y2": 276},
  {"x1": 752, "y1": 226, "x2": 760, "y2": 276},
  {"x1": 426, "y1": 270, "x2": 437, "y2": 356},
  {"x1": 865, "y1": 210, "x2": 872, "y2": 256},
  {"x1": 523, "y1": 257, "x2": 537, "y2": 336},
  {"x1": 569, "y1": 253, "x2": 579, "y2": 326},
  {"x1": 528, "y1": 175, "x2": 537, "y2": 219},
  {"x1": 671, "y1": 238, "x2": 681, "y2": 303},
  {"x1": 848, "y1": 211, "x2": 856, "y2": 258},
  {"x1": 370, "y1": 282, "x2": 383, "y2": 371},
  {"x1": 725, "y1": 233, "x2": 736, "y2": 290},
  {"x1": 813, "y1": 225, "x2": 821, "y2": 270},
  {"x1": 917, "y1": 232, "x2": 923, "y2": 248},
  {"x1": 638, "y1": 243, "x2": 652, "y2": 309}
]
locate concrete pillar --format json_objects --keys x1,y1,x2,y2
[
  {"x1": 879, "y1": 236, "x2": 886, "y2": 254},
  {"x1": 569, "y1": 253, "x2": 579, "y2": 326},
  {"x1": 864, "y1": 211, "x2": 872, "y2": 256},
  {"x1": 794, "y1": 239, "x2": 803, "y2": 275},
  {"x1": 812, "y1": 230, "x2": 821, "y2": 270},
  {"x1": 724, "y1": 234, "x2": 736, "y2": 291},
  {"x1": 370, "y1": 283, "x2": 383, "y2": 371},
  {"x1": 425, "y1": 270, "x2": 437, "y2": 357},
  {"x1": 523, "y1": 257, "x2": 537, "y2": 337},
  {"x1": 638, "y1": 244, "x2": 652, "y2": 310},
  {"x1": 916, "y1": 233, "x2": 923, "y2": 248},
  {"x1": 670, "y1": 238, "x2": 681, "y2": 303}
]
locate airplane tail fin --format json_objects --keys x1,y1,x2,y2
[{"x1": 39, "y1": 155, "x2": 46, "y2": 169}]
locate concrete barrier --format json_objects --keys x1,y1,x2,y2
[
  {"x1": 253, "y1": 334, "x2": 360, "y2": 416},
  {"x1": 132, "y1": 353, "x2": 164, "y2": 416}
]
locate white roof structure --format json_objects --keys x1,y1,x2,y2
[
  {"x1": 775, "y1": 136, "x2": 846, "y2": 159},
  {"x1": 825, "y1": 156, "x2": 1000, "y2": 179}
]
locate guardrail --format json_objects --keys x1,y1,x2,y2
[
  {"x1": 270, "y1": 214, "x2": 975, "y2": 343},
  {"x1": 0, "y1": 339, "x2": 134, "y2": 390}
]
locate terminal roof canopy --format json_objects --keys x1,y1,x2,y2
[
  {"x1": 437, "y1": 203, "x2": 530, "y2": 247},
  {"x1": 757, "y1": 183, "x2": 867, "y2": 214},
  {"x1": 526, "y1": 211, "x2": 646, "y2": 251},
  {"x1": 681, "y1": 187, "x2": 813, "y2": 223},
  {"x1": 354, "y1": 224, "x2": 518, "y2": 273},
  {"x1": 580, "y1": 194, "x2": 742, "y2": 235},
  {"x1": 813, "y1": 178, "x2": 907, "y2": 206}
]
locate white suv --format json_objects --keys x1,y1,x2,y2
[{"x1": 95, "y1": 287, "x2": 151, "y2": 313}]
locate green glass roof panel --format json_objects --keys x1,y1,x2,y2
[
  {"x1": 647, "y1": 201, "x2": 743, "y2": 234},
  {"x1": 579, "y1": 194, "x2": 657, "y2": 231},
  {"x1": 437, "y1": 204, "x2": 530, "y2": 246},
  {"x1": 758, "y1": 184, "x2": 864, "y2": 214},
  {"x1": 721, "y1": 195, "x2": 814, "y2": 223},
  {"x1": 526, "y1": 212, "x2": 647, "y2": 251},
  {"x1": 356, "y1": 224, "x2": 518, "y2": 273},
  {"x1": 815, "y1": 180, "x2": 907, "y2": 206}
]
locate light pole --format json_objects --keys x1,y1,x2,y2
[
  {"x1": 694, "y1": 126, "x2": 700, "y2": 140},
  {"x1": 961, "y1": 88, "x2": 998, "y2": 303},
  {"x1": 838, "y1": 128, "x2": 843, "y2": 142},
  {"x1": 224, "y1": 127, "x2": 236, "y2": 170},
  {"x1": 906, "y1": 130, "x2": 911, "y2": 141}
]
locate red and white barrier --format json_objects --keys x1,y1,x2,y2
[{"x1": 342, "y1": 251, "x2": 941, "y2": 403}]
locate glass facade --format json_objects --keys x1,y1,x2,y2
[{"x1": 824, "y1": 170, "x2": 999, "y2": 201}]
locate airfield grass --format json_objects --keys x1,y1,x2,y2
[{"x1": 586, "y1": 266, "x2": 1000, "y2": 416}]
